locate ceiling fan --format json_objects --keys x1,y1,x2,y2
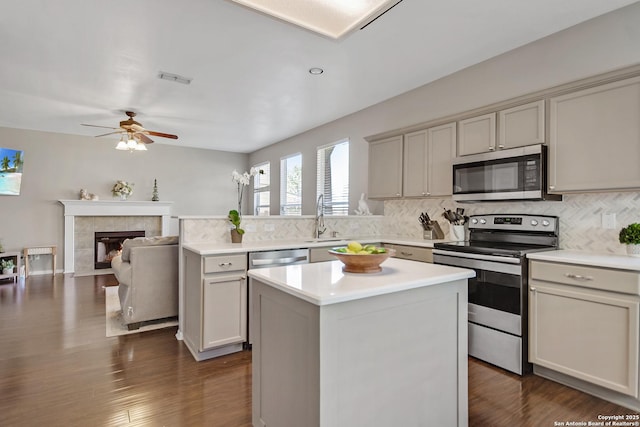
[{"x1": 81, "y1": 111, "x2": 178, "y2": 149}]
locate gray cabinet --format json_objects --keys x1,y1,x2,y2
[
  {"x1": 457, "y1": 112, "x2": 496, "y2": 156},
  {"x1": 383, "y1": 243, "x2": 433, "y2": 263},
  {"x1": 368, "y1": 135, "x2": 403, "y2": 198},
  {"x1": 309, "y1": 246, "x2": 337, "y2": 263},
  {"x1": 498, "y1": 100, "x2": 545, "y2": 149},
  {"x1": 251, "y1": 275, "x2": 468, "y2": 427},
  {"x1": 458, "y1": 101, "x2": 545, "y2": 156},
  {"x1": 403, "y1": 122, "x2": 456, "y2": 198},
  {"x1": 184, "y1": 250, "x2": 247, "y2": 361},
  {"x1": 529, "y1": 260, "x2": 640, "y2": 397},
  {"x1": 548, "y1": 76, "x2": 640, "y2": 192}
]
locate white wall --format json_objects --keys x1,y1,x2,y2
[
  {"x1": 249, "y1": 2, "x2": 640, "y2": 216},
  {"x1": 0, "y1": 127, "x2": 248, "y2": 271}
]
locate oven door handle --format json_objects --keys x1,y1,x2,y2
[{"x1": 433, "y1": 249, "x2": 521, "y2": 264}]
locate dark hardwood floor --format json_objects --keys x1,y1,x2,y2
[{"x1": 0, "y1": 274, "x2": 635, "y2": 426}]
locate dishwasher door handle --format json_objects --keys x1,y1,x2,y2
[{"x1": 251, "y1": 256, "x2": 308, "y2": 266}]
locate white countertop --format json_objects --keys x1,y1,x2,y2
[
  {"x1": 527, "y1": 249, "x2": 640, "y2": 272},
  {"x1": 247, "y1": 257, "x2": 474, "y2": 306},
  {"x1": 183, "y1": 235, "x2": 445, "y2": 255}
]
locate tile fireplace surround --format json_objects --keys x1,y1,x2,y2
[{"x1": 59, "y1": 200, "x2": 173, "y2": 274}]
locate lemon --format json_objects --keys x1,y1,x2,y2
[{"x1": 347, "y1": 241, "x2": 363, "y2": 252}]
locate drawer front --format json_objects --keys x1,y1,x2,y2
[
  {"x1": 309, "y1": 246, "x2": 337, "y2": 263},
  {"x1": 530, "y1": 260, "x2": 640, "y2": 295},
  {"x1": 204, "y1": 254, "x2": 247, "y2": 274},
  {"x1": 383, "y1": 243, "x2": 433, "y2": 263}
]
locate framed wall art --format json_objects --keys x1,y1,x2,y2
[{"x1": 0, "y1": 147, "x2": 24, "y2": 195}]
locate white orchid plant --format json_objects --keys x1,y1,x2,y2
[
  {"x1": 112, "y1": 180, "x2": 134, "y2": 197},
  {"x1": 229, "y1": 167, "x2": 262, "y2": 234}
]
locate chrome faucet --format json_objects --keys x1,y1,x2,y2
[{"x1": 315, "y1": 194, "x2": 326, "y2": 239}]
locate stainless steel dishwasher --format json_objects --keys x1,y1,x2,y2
[
  {"x1": 248, "y1": 248, "x2": 309, "y2": 269},
  {"x1": 247, "y1": 248, "x2": 310, "y2": 346}
]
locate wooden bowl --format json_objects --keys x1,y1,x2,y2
[{"x1": 328, "y1": 248, "x2": 395, "y2": 273}]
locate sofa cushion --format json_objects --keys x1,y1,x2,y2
[{"x1": 121, "y1": 235, "x2": 179, "y2": 262}]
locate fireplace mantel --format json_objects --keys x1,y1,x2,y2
[{"x1": 59, "y1": 200, "x2": 173, "y2": 273}]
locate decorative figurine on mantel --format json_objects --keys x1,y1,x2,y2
[
  {"x1": 79, "y1": 189, "x2": 99, "y2": 200},
  {"x1": 152, "y1": 179, "x2": 159, "y2": 201}
]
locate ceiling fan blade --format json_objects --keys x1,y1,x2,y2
[
  {"x1": 136, "y1": 133, "x2": 154, "y2": 144},
  {"x1": 94, "y1": 131, "x2": 123, "y2": 137},
  {"x1": 81, "y1": 124, "x2": 119, "y2": 130},
  {"x1": 146, "y1": 130, "x2": 178, "y2": 140}
]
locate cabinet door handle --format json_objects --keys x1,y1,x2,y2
[
  {"x1": 549, "y1": 185, "x2": 555, "y2": 190},
  {"x1": 530, "y1": 287, "x2": 536, "y2": 292},
  {"x1": 400, "y1": 251, "x2": 413, "y2": 256},
  {"x1": 565, "y1": 273, "x2": 593, "y2": 281},
  {"x1": 218, "y1": 262, "x2": 233, "y2": 267},
  {"x1": 488, "y1": 146, "x2": 495, "y2": 151},
  {"x1": 498, "y1": 144, "x2": 505, "y2": 149}
]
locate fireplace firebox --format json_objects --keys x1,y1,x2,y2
[{"x1": 94, "y1": 231, "x2": 145, "y2": 269}]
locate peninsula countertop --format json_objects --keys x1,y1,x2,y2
[
  {"x1": 182, "y1": 235, "x2": 446, "y2": 256},
  {"x1": 247, "y1": 257, "x2": 475, "y2": 306}
]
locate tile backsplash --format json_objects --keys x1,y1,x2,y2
[
  {"x1": 383, "y1": 191, "x2": 640, "y2": 255},
  {"x1": 180, "y1": 191, "x2": 640, "y2": 255},
  {"x1": 181, "y1": 216, "x2": 385, "y2": 244}
]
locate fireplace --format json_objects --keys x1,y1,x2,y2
[{"x1": 94, "y1": 231, "x2": 145, "y2": 269}]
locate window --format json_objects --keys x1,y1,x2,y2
[
  {"x1": 317, "y1": 139, "x2": 349, "y2": 215},
  {"x1": 280, "y1": 153, "x2": 302, "y2": 215},
  {"x1": 252, "y1": 161, "x2": 270, "y2": 215}
]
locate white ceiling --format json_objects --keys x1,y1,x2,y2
[{"x1": 1, "y1": 0, "x2": 637, "y2": 153}]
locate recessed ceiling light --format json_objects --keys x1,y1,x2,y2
[
  {"x1": 230, "y1": 0, "x2": 402, "y2": 39},
  {"x1": 309, "y1": 67, "x2": 324, "y2": 75}
]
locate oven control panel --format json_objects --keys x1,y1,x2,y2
[{"x1": 469, "y1": 214, "x2": 558, "y2": 232}]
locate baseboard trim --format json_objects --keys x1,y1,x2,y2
[{"x1": 534, "y1": 365, "x2": 640, "y2": 412}]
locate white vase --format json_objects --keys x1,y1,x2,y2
[
  {"x1": 626, "y1": 244, "x2": 640, "y2": 257},
  {"x1": 118, "y1": 194, "x2": 128, "y2": 201}
]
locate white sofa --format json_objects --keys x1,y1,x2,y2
[{"x1": 111, "y1": 236, "x2": 179, "y2": 330}]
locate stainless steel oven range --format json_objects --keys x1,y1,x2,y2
[{"x1": 433, "y1": 214, "x2": 559, "y2": 375}]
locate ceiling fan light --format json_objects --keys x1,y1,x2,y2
[
  {"x1": 135, "y1": 142, "x2": 148, "y2": 151},
  {"x1": 115, "y1": 139, "x2": 129, "y2": 150},
  {"x1": 127, "y1": 138, "x2": 138, "y2": 149}
]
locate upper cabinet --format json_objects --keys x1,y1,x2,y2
[
  {"x1": 498, "y1": 100, "x2": 545, "y2": 149},
  {"x1": 548, "y1": 76, "x2": 640, "y2": 193},
  {"x1": 368, "y1": 135, "x2": 403, "y2": 198},
  {"x1": 403, "y1": 122, "x2": 456, "y2": 198},
  {"x1": 457, "y1": 113, "x2": 496, "y2": 156},
  {"x1": 458, "y1": 100, "x2": 545, "y2": 156}
]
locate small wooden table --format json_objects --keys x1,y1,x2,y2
[
  {"x1": 0, "y1": 251, "x2": 22, "y2": 282},
  {"x1": 23, "y1": 246, "x2": 57, "y2": 277}
]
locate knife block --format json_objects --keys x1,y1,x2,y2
[{"x1": 423, "y1": 221, "x2": 445, "y2": 240}]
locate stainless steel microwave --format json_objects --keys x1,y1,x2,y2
[{"x1": 452, "y1": 144, "x2": 562, "y2": 202}]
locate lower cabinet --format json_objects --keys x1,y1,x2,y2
[
  {"x1": 309, "y1": 246, "x2": 338, "y2": 263},
  {"x1": 529, "y1": 260, "x2": 640, "y2": 397},
  {"x1": 202, "y1": 274, "x2": 247, "y2": 349},
  {"x1": 383, "y1": 243, "x2": 433, "y2": 263},
  {"x1": 184, "y1": 250, "x2": 247, "y2": 361}
]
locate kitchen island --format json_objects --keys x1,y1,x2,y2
[{"x1": 248, "y1": 257, "x2": 474, "y2": 427}]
